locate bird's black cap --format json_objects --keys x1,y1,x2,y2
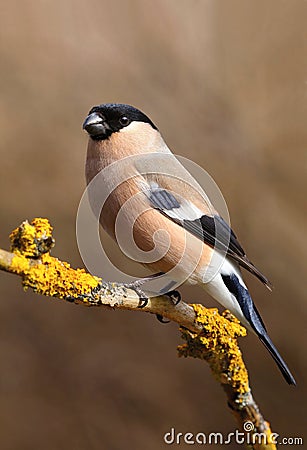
[{"x1": 83, "y1": 103, "x2": 158, "y2": 140}]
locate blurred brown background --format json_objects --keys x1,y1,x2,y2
[{"x1": 0, "y1": 1, "x2": 306, "y2": 449}]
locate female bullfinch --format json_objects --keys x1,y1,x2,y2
[{"x1": 83, "y1": 103, "x2": 296, "y2": 385}]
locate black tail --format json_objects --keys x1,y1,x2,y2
[
  {"x1": 259, "y1": 333, "x2": 296, "y2": 385},
  {"x1": 221, "y1": 272, "x2": 296, "y2": 385}
]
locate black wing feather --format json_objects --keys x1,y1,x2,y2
[{"x1": 148, "y1": 187, "x2": 272, "y2": 289}]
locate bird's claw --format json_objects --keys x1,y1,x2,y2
[
  {"x1": 122, "y1": 282, "x2": 149, "y2": 308},
  {"x1": 156, "y1": 314, "x2": 170, "y2": 323},
  {"x1": 167, "y1": 290, "x2": 181, "y2": 305},
  {"x1": 137, "y1": 295, "x2": 149, "y2": 308},
  {"x1": 155, "y1": 290, "x2": 181, "y2": 324},
  {"x1": 122, "y1": 272, "x2": 166, "y2": 309}
]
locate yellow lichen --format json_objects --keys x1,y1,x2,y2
[
  {"x1": 10, "y1": 218, "x2": 54, "y2": 257},
  {"x1": 30, "y1": 217, "x2": 53, "y2": 239},
  {"x1": 8, "y1": 218, "x2": 101, "y2": 301},
  {"x1": 10, "y1": 254, "x2": 31, "y2": 274},
  {"x1": 178, "y1": 304, "x2": 249, "y2": 395},
  {"x1": 22, "y1": 253, "x2": 100, "y2": 299},
  {"x1": 10, "y1": 220, "x2": 37, "y2": 257}
]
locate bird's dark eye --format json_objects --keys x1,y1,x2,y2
[{"x1": 119, "y1": 116, "x2": 130, "y2": 127}]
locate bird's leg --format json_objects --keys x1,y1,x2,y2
[
  {"x1": 166, "y1": 290, "x2": 181, "y2": 305},
  {"x1": 155, "y1": 290, "x2": 181, "y2": 323},
  {"x1": 123, "y1": 272, "x2": 165, "y2": 308},
  {"x1": 123, "y1": 273, "x2": 182, "y2": 310}
]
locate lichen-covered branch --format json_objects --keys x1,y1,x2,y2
[{"x1": 0, "y1": 218, "x2": 277, "y2": 450}]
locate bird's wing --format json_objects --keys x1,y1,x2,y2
[{"x1": 143, "y1": 180, "x2": 272, "y2": 289}]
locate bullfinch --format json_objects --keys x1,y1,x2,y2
[{"x1": 82, "y1": 103, "x2": 296, "y2": 385}]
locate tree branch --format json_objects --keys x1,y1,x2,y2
[{"x1": 0, "y1": 218, "x2": 277, "y2": 449}]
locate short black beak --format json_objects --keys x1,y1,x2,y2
[{"x1": 83, "y1": 112, "x2": 107, "y2": 138}]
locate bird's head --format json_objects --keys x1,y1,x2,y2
[{"x1": 82, "y1": 103, "x2": 157, "y2": 141}]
